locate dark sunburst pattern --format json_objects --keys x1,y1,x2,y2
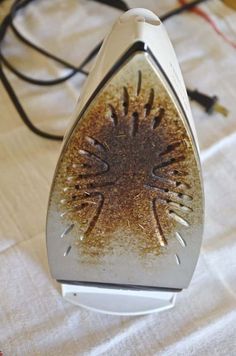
[{"x1": 52, "y1": 55, "x2": 202, "y2": 261}]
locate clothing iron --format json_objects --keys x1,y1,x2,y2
[{"x1": 46, "y1": 8, "x2": 204, "y2": 315}]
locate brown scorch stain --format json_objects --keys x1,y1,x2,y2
[{"x1": 51, "y1": 54, "x2": 201, "y2": 259}]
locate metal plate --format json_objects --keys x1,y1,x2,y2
[{"x1": 46, "y1": 51, "x2": 204, "y2": 290}]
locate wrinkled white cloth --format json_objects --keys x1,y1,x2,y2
[{"x1": 0, "y1": 1, "x2": 236, "y2": 355}]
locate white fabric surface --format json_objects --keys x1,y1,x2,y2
[{"x1": 0, "y1": 1, "x2": 236, "y2": 355}]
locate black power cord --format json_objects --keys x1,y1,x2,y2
[
  {"x1": 187, "y1": 89, "x2": 228, "y2": 116},
  {"x1": 160, "y1": 0, "x2": 209, "y2": 21},
  {"x1": 0, "y1": 0, "x2": 227, "y2": 141}
]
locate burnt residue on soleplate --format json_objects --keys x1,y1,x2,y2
[{"x1": 52, "y1": 53, "x2": 202, "y2": 259}]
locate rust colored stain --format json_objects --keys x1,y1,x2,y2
[{"x1": 52, "y1": 54, "x2": 201, "y2": 258}]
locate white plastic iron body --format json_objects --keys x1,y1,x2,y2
[{"x1": 46, "y1": 8, "x2": 204, "y2": 315}]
